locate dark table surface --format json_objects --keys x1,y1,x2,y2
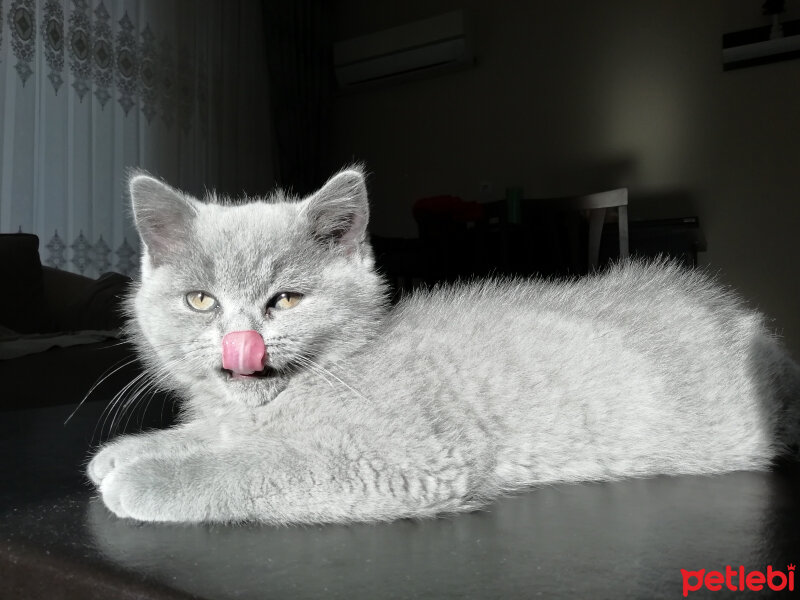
[{"x1": 2, "y1": 401, "x2": 800, "y2": 600}]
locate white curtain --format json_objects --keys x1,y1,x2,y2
[{"x1": 0, "y1": 0, "x2": 273, "y2": 277}]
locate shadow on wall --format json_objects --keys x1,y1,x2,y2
[
  {"x1": 516, "y1": 158, "x2": 698, "y2": 221},
  {"x1": 527, "y1": 157, "x2": 638, "y2": 199}
]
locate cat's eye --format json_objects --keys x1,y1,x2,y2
[
  {"x1": 186, "y1": 291, "x2": 218, "y2": 312},
  {"x1": 268, "y1": 292, "x2": 303, "y2": 311}
]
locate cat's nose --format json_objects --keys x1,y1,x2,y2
[{"x1": 222, "y1": 330, "x2": 266, "y2": 375}]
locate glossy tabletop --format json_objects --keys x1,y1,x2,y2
[{"x1": 2, "y1": 402, "x2": 799, "y2": 599}]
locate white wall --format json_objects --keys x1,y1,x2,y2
[{"x1": 330, "y1": 0, "x2": 800, "y2": 357}]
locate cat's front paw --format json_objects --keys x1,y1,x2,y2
[
  {"x1": 98, "y1": 453, "x2": 234, "y2": 522},
  {"x1": 99, "y1": 456, "x2": 182, "y2": 521},
  {"x1": 87, "y1": 435, "x2": 153, "y2": 486}
]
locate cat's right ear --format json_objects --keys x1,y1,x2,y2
[{"x1": 129, "y1": 172, "x2": 197, "y2": 267}]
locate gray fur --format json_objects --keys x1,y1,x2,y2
[{"x1": 87, "y1": 167, "x2": 800, "y2": 524}]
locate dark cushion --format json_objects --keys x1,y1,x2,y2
[
  {"x1": 0, "y1": 233, "x2": 50, "y2": 333},
  {"x1": 58, "y1": 271, "x2": 132, "y2": 331}
]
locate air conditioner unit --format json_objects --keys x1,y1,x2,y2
[{"x1": 334, "y1": 10, "x2": 473, "y2": 91}]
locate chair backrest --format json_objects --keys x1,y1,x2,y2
[{"x1": 533, "y1": 188, "x2": 628, "y2": 212}]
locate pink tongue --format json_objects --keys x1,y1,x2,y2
[{"x1": 222, "y1": 330, "x2": 266, "y2": 375}]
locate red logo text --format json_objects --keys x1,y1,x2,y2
[{"x1": 681, "y1": 564, "x2": 795, "y2": 596}]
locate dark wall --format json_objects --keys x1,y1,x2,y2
[{"x1": 329, "y1": 0, "x2": 800, "y2": 357}]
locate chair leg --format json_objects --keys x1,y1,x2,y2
[
  {"x1": 618, "y1": 205, "x2": 629, "y2": 259},
  {"x1": 587, "y1": 208, "x2": 606, "y2": 271}
]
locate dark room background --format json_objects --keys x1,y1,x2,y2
[
  {"x1": 1, "y1": 0, "x2": 798, "y2": 356},
  {"x1": 327, "y1": 0, "x2": 800, "y2": 358}
]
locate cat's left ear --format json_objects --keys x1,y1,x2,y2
[{"x1": 303, "y1": 167, "x2": 369, "y2": 254}]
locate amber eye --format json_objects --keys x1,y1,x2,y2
[
  {"x1": 269, "y1": 292, "x2": 303, "y2": 311},
  {"x1": 186, "y1": 291, "x2": 218, "y2": 312}
]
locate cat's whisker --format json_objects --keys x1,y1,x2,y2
[
  {"x1": 92, "y1": 370, "x2": 150, "y2": 444},
  {"x1": 138, "y1": 383, "x2": 167, "y2": 428},
  {"x1": 111, "y1": 366, "x2": 175, "y2": 438},
  {"x1": 102, "y1": 349, "x2": 206, "y2": 429},
  {"x1": 101, "y1": 370, "x2": 151, "y2": 438},
  {"x1": 97, "y1": 373, "x2": 141, "y2": 430},
  {"x1": 77, "y1": 339, "x2": 209, "y2": 432},
  {"x1": 89, "y1": 339, "x2": 131, "y2": 350},
  {"x1": 292, "y1": 356, "x2": 336, "y2": 389},
  {"x1": 102, "y1": 363, "x2": 170, "y2": 438},
  {"x1": 294, "y1": 355, "x2": 369, "y2": 402},
  {"x1": 65, "y1": 356, "x2": 144, "y2": 425}
]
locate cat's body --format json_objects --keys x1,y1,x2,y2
[{"x1": 88, "y1": 168, "x2": 800, "y2": 524}]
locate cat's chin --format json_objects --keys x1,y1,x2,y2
[{"x1": 216, "y1": 369, "x2": 289, "y2": 407}]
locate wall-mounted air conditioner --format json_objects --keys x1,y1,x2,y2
[
  {"x1": 334, "y1": 10, "x2": 473, "y2": 92},
  {"x1": 722, "y1": 18, "x2": 800, "y2": 70}
]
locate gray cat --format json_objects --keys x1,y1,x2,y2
[{"x1": 87, "y1": 167, "x2": 800, "y2": 524}]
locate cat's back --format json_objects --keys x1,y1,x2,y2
[
  {"x1": 386, "y1": 258, "x2": 754, "y2": 346},
  {"x1": 369, "y1": 258, "x2": 785, "y2": 430},
  {"x1": 354, "y1": 259, "x2": 796, "y2": 481}
]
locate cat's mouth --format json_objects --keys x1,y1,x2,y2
[{"x1": 220, "y1": 366, "x2": 282, "y2": 381}]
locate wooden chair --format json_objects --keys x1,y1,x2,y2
[{"x1": 399, "y1": 188, "x2": 630, "y2": 285}]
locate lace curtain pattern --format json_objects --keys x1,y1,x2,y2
[{"x1": 0, "y1": 0, "x2": 271, "y2": 277}]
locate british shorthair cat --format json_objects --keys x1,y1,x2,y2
[{"x1": 87, "y1": 167, "x2": 800, "y2": 524}]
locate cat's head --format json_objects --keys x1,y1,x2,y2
[{"x1": 126, "y1": 167, "x2": 388, "y2": 410}]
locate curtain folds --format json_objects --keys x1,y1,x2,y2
[
  {"x1": 263, "y1": 0, "x2": 333, "y2": 198},
  {"x1": 0, "y1": 0, "x2": 273, "y2": 277}
]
